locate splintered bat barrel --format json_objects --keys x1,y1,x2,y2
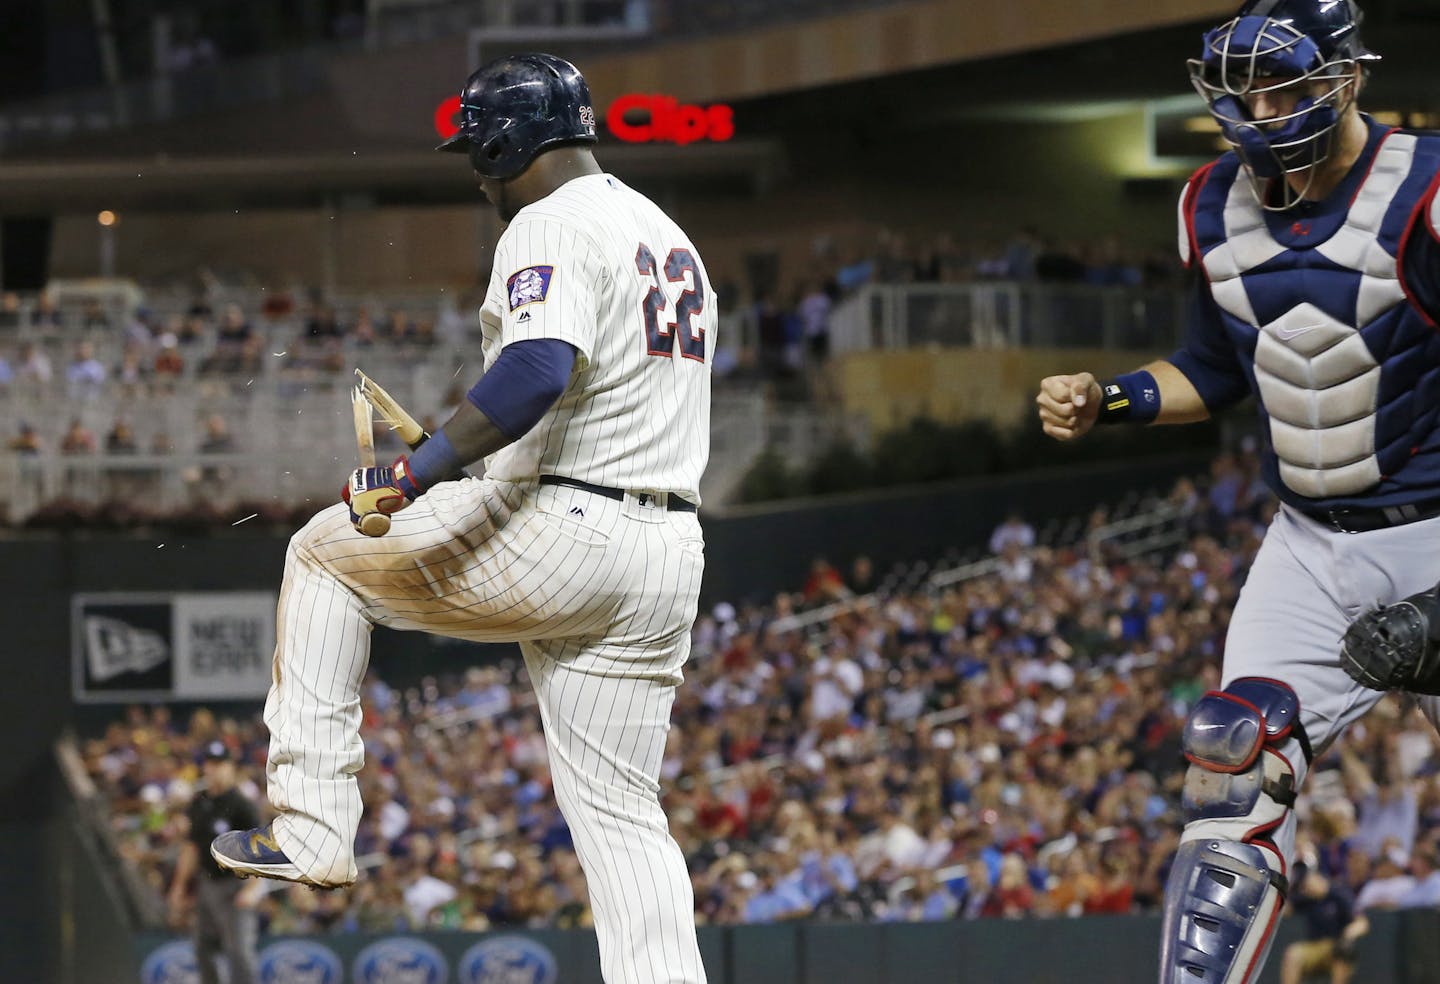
[
  {"x1": 355, "y1": 368, "x2": 428, "y2": 449},
  {"x1": 351, "y1": 388, "x2": 391, "y2": 537}
]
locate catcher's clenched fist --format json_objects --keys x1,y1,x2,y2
[
  {"x1": 1036, "y1": 372, "x2": 1103, "y2": 441},
  {"x1": 341, "y1": 458, "x2": 422, "y2": 535},
  {"x1": 1341, "y1": 585, "x2": 1440, "y2": 695}
]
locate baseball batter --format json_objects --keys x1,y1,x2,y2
[
  {"x1": 211, "y1": 54, "x2": 712, "y2": 984},
  {"x1": 1035, "y1": 2, "x2": 1440, "y2": 981}
]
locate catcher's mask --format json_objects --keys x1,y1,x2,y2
[{"x1": 1188, "y1": 0, "x2": 1378, "y2": 210}]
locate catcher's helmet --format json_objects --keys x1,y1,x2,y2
[
  {"x1": 1189, "y1": 0, "x2": 1377, "y2": 206},
  {"x1": 437, "y1": 53, "x2": 598, "y2": 180}
]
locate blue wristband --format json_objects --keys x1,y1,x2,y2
[
  {"x1": 406, "y1": 429, "x2": 463, "y2": 490},
  {"x1": 1096, "y1": 370, "x2": 1161, "y2": 425}
]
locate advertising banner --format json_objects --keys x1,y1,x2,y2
[{"x1": 73, "y1": 592, "x2": 275, "y2": 702}]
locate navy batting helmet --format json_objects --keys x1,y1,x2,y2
[{"x1": 437, "y1": 53, "x2": 598, "y2": 180}]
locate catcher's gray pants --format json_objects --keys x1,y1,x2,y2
[
  {"x1": 1219, "y1": 503, "x2": 1440, "y2": 869},
  {"x1": 194, "y1": 877, "x2": 257, "y2": 984}
]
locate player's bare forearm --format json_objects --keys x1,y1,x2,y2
[
  {"x1": 1144, "y1": 360, "x2": 1211, "y2": 425},
  {"x1": 437, "y1": 400, "x2": 511, "y2": 471}
]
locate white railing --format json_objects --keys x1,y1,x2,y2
[
  {"x1": 0, "y1": 385, "x2": 839, "y2": 522},
  {"x1": 829, "y1": 282, "x2": 1188, "y2": 353}
]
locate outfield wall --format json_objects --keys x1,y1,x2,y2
[{"x1": 128, "y1": 908, "x2": 1440, "y2": 984}]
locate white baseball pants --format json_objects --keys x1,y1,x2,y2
[{"x1": 263, "y1": 477, "x2": 708, "y2": 983}]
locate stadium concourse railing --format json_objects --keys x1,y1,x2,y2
[{"x1": 828, "y1": 281, "x2": 1190, "y2": 352}]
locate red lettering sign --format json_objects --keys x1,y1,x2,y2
[
  {"x1": 607, "y1": 94, "x2": 733, "y2": 145},
  {"x1": 435, "y1": 95, "x2": 462, "y2": 140}
]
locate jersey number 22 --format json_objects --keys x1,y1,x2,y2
[{"x1": 636, "y1": 243, "x2": 705, "y2": 362}]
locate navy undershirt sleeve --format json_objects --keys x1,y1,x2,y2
[
  {"x1": 466, "y1": 338, "x2": 577, "y2": 441},
  {"x1": 1166, "y1": 275, "x2": 1253, "y2": 411}
]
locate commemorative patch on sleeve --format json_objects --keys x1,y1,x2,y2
[{"x1": 507, "y1": 265, "x2": 554, "y2": 311}]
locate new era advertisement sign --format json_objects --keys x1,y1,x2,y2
[{"x1": 73, "y1": 592, "x2": 276, "y2": 702}]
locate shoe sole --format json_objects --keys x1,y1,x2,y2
[{"x1": 209, "y1": 844, "x2": 353, "y2": 889}]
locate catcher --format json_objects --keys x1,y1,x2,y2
[{"x1": 1036, "y1": 1, "x2": 1440, "y2": 980}]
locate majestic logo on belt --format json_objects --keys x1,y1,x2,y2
[{"x1": 459, "y1": 936, "x2": 558, "y2": 984}]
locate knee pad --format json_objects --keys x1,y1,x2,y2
[{"x1": 1180, "y1": 677, "x2": 1304, "y2": 846}]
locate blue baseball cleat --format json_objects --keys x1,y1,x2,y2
[{"x1": 210, "y1": 823, "x2": 350, "y2": 888}]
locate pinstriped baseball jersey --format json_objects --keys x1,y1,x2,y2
[
  {"x1": 257, "y1": 170, "x2": 712, "y2": 982},
  {"x1": 479, "y1": 173, "x2": 714, "y2": 501}
]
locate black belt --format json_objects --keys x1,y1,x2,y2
[
  {"x1": 540, "y1": 475, "x2": 697, "y2": 513},
  {"x1": 1299, "y1": 496, "x2": 1440, "y2": 534}
]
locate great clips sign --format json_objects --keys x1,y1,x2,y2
[{"x1": 434, "y1": 93, "x2": 734, "y2": 146}]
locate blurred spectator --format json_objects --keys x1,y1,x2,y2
[
  {"x1": 801, "y1": 558, "x2": 849, "y2": 604},
  {"x1": 352, "y1": 307, "x2": 379, "y2": 347},
  {"x1": 153, "y1": 334, "x2": 186, "y2": 381},
  {"x1": 1003, "y1": 228, "x2": 1039, "y2": 282},
  {"x1": 60, "y1": 418, "x2": 98, "y2": 454},
  {"x1": 848, "y1": 555, "x2": 875, "y2": 595},
  {"x1": 29, "y1": 293, "x2": 60, "y2": 329},
  {"x1": 202, "y1": 304, "x2": 256, "y2": 374},
  {"x1": 1354, "y1": 848, "x2": 1415, "y2": 911},
  {"x1": 17, "y1": 342, "x2": 52, "y2": 384},
  {"x1": 1343, "y1": 746, "x2": 1419, "y2": 862},
  {"x1": 199, "y1": 414, "x2": 236, "y2": 454},
  {"x1": 0, "y1": 292, "x2": 20, "y2": 330},
  {"x1": 384, "y1": 310, "x2": 414, "y2": 343},
  {"x1": 834, "y1": 246, "x2": 874, "y2": 294},
  {"x1": 1280, "y1": 866, "x2": 1366, "y2": 984},
  {"x1": 997, "y1": 541, "x2": 1033, "y2": 585},
  {"x1": 1084, "y1": 237, "x2": 1142, "y2": 288},
  {"x1": 178, "y1": 314, "x2": 208, "y2": 345},
  {"x1": 8, "y1": 422, "x2": 43, "y2": 454},
  {"x1": 989, "y1": 510, "x2": 1036, "y2": 555},
  {"x1": 754, "y1": 295, "x2": 786, "y2": 379},
  {"x1": 66, "y1": 341, "x2": 108, "y2": 400},
  {"x1": 124, "y1": 309, "x2": 156, "y2": 350},
  {"x1": 81, "y1": 299, "x2": 111, "y2": 330},
  {"x1": 1395, "y1": 842, "x2": 1440, "y2": 907},
  {"x1": 304, "y1": 304, "x2": 343, "y2": 340},
  {"x1": 115, "y1": 344, "x2": 149, "y2": 393},
  {"x1": 106, "y1": 418, "x2": 139, "y2": 454},
  {"x1": 0, "y1": 348, "x2": 12, "y2": 388},
  {"x1": 981, "y1": 853, "x2": 1035, "y2": 918},
  {"x1": 743, "y1": 862, "x2": 812, "y2": 923}
]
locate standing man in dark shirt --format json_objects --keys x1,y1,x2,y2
[
  {"x1": 168, "y1": 741, "x2": 261, "y2": 984},
  {"x1": 1280, "y1": 866, "x2": 1367, "y2": 984}
]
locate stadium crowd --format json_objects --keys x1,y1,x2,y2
[{"x1": 81, "y1": 450, "x2": 1440, "y2": 937}]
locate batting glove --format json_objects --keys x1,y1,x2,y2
[{"x1": 341, "y1": 456, "x2": 424, "y2": 532}]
